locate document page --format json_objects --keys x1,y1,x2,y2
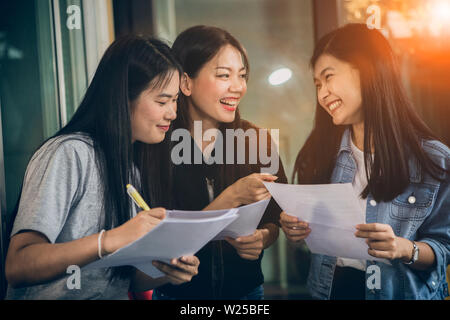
[
  {"x1": 85, "y1": 208, "x2": 238, "y2": 278},
  {"x1": 264, "y1": 182, "x2": 388, "y2": 263},
  {"x1": 213, "y1": 199, "x2": 270, "y2": 240}
]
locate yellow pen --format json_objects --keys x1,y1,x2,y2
[{"x1": 126, "y1": 184, "x2": 151, "y2": 211}]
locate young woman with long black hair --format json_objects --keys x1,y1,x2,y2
[
  {"x1": 151, "y1": 25, "x2": 287, "y2": 300},
  {"x1": 280, "y1": 24, "x2": 449, "y2": 300},
  {"x1": 5, "y1": 35, "x2": 199, "y2": 299}
]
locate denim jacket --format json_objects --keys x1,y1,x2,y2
[{"x1": 307, "y1": 129, "x2": 450, "y2": 300}]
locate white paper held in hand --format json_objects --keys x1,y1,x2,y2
[
  {"x1": 263, "y1": 182, "x2": 389, "y2": 264},
  {"x1": 212, "y1": 199, "x2": 270, "y2": 240},
  {"x1": 84, "y1": 208, "x2": 239, "y2": 278}
]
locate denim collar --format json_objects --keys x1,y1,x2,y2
[
  {"x1": 336, "y1": 128, "x2": 422, "y2": 183},
  {"x1": 337, "y1": 128, "x2": 353, "y2": 157}
]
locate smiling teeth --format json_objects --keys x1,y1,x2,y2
[
  {"x1": 220, "y1": 99, "x2": 237, "y2": 106},
  {"x1": 329, "y1": 100, "x2": 342, "y2": 111}
]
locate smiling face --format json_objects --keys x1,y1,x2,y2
[
  {"x1": 313, "y1": 54, "x2": 363, "y2": 127},
  {"x1": 181, "y1": 44, "x2": 248, "y2": 126},
  {"x1": 131, "y1": 71, "x2": 179, "y2": 144}
]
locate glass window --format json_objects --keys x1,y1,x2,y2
[
  {"x1": 0, "y1": 0, "x2": 60, "y2": 298},
  {"x1": 0, "y1": 0, "x2": 60, "y2": 232},
  {"x1": 0, "y1": 0, "x2": 92, "y2": 235},
  {"x1": 57, "y1": 0, "x2": 88, "y2": 122},
  {"x1": 0, "y1": 0, "x2": 98, "y2": 298}
]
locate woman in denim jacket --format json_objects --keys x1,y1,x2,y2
[{"x1": 280, "y1": 24, "x2": 449, "y2": 300}]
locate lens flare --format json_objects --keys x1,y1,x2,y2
[
  {"x1": 429, "y1": 0, "x2": 450, "y2": 36},
  {"x1": 431, "y1": 0, "x2": 450, "y2": 22},
  {"x1": 268, "y1": 68, "x2": 292, "y2": 86}
]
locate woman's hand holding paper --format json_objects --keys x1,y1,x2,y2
[
  {"x1": 225, "y1": 229, "x2": 267, "y2": 260},
  {"x1": 355, "y1": 223, "x2": 412, "y2": 261},
  {"x1": 103, "y1": 208, "x2": 166, "y2": 256},
  {"x1": 229, "y1": 173, "x2": 277, "y2": 206},
  {"x1": 152, "y1": 256, "x2": 200, "y2": 285},
  {"x1": 280, "y1": 211, "x2": 311, "y2": 242}
]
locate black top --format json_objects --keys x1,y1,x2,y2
[{"x1": 158, "y1": 120, "x2": 287, "y2": 299}]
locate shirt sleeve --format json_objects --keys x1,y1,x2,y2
[
  {"x1": 416, "y1": 153, "x2": 450, "y2": 292},
  {"x1": 11, "y1": 139, "x2": 86, "y2": 243}
]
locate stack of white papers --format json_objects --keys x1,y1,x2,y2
[
  {"x1": 84, "y1": 199, "x2": 271, "y2": 278},
  {"x1": 85, "y1": 208, "x2": 238, "y2": 278},
  {"x1": 263, "y1": 182, "x2": 388, "y2": 263}
]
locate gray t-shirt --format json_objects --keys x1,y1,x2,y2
[{"x1": 6, "y1": 134, "x2": 133, "y2": 300}]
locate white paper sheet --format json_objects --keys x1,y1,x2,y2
[
  {"x1": 213, "y1": 199, "x2": 270, "y2": 240},
  {"x1": 84, "y1": 208, "x2": 238, "y2": 278},
  {"x1": 263, "y1": 182, "x2": 389, "y2": 263}
]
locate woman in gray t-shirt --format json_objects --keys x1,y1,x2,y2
[{"x1": 5, "y1": 36, "x2": 199, "y2": 300}]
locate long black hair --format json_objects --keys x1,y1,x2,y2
[
  {"x1": 58, "y1": 35, "x2": 181, "y2": 230},
  {"x1": 293, "y1": 23, "x2": 447, "y2": 202},
  {"x1": 11, "y1": 35, "x2": 182, "y2": 279},
  {"x1": 171, "y1": 25, "x2": 253, "y2": 189}
]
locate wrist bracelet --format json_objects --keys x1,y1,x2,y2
[
  {"x1": 98, "y1": 229, "x2": 106, "y2": 259},
  {"x1": 403, "y1": 240, "x2": 418, "y2": 265}
]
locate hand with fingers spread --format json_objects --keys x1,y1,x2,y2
[
  {"x1": 225, "y1": 229, "x2": 267, "y2": 261},
  {"x1": 204, "y1": 173, "x2": 278, "y2": 211},
  {"x1": 279, "y1": 211, "x2": 311, "y2": 243},
  {"x1": 152, "y1": 256, "x2": 200, "y2": 285},
  {"x1": 102, "y1": 208, "x2": 166, "y2": 255},
  {"x1": 355, "y1": 223, "x2": 412, "y2": 261},
  {"x1": 230, "y1": 173, "x2": 278, "y2": 206}
]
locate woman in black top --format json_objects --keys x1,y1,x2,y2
[{"x1": 152, "y1": 25, "x2": 287, "y2": 299}]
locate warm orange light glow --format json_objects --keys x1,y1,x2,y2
[
  {"x1": 429, "y1": 0, "x2": 450, "y2": 36},
  {"x1": 431, "y1": 0, "x2": 450, "y2": 23},
  {"x1": 343, "y1": 0, "x2": 450, "y2": 38}
]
